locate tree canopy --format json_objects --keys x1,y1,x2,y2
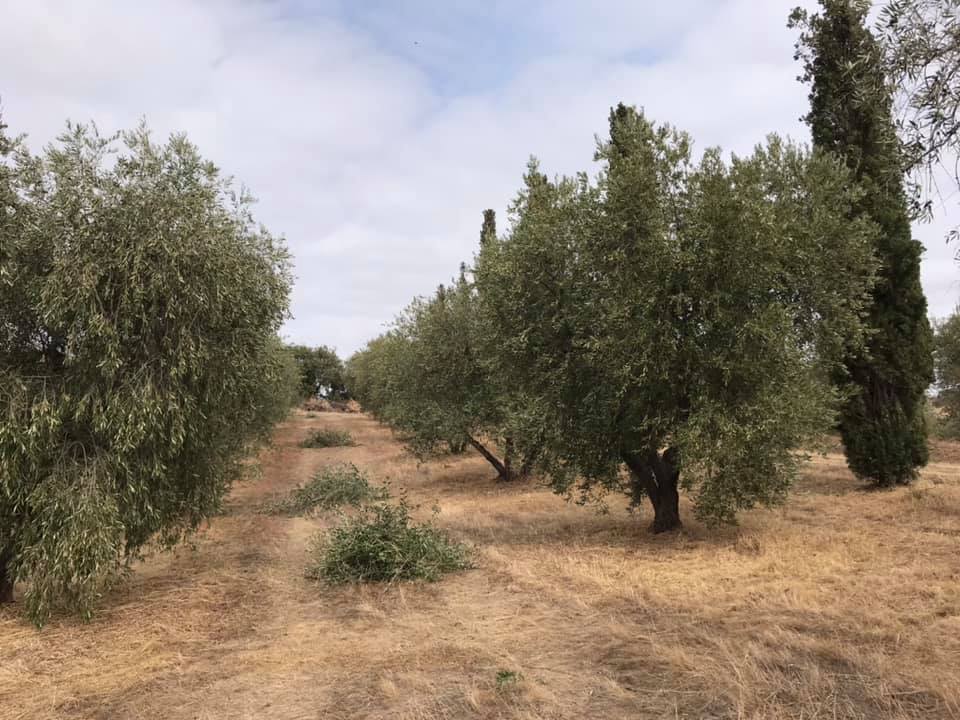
[
  {"x1": 288, "y1": 344, "x2": 347, "y2": 400},
  {"x1": 347, "y1": 264, "x2": 527, "y2": 480},
  {"x1": 473, "y1": 105, "x2": 878, "y2": 529},
  {"x1": 934, "y1": 309, "x2": 960, "y2": 429},
  {"x1": 877, "y1": 0, "x2": 960, "y2": 232},
  {"x1": 0, "y1": 118, "x2": 294, "y2": 623}
]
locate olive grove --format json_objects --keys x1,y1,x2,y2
[{"x1": 351, "y1": 104, "x2": 880, "y2": 531}]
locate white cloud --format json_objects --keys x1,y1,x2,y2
[{"x1": 3, "y1": 0, "x2": 957, "y2": 354}]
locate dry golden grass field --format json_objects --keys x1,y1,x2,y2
[{"x1": 2, "y1": 410, "x2": 960, "y2": 719}]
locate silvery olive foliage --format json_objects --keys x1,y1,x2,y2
[
  {"x1": 0, "y1": 116, "x2": 293, "y2": 623},
  {"x1": 288, "y1": 344, "x2": 346, "y2": 400},
  {"x1": 347, "y1": 268, "x2": 524, "y2": 480},
  {"x1": 877, "y1": 0, "x2": 960, "y2": 230},
  {"x1": 933, "y1": 310, "x2": 960, "y2": 432},
  {"x1": 473, "y1": 106, "x2": 879, "y2": 529}
]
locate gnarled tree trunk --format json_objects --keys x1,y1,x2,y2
[
  {"x1": 518, "y1": 439, "x2": 543, "y2": 479},
  {"x1": 467, "y1": 436, "x2": 513, "y2": 481},
  {"x1": 503, "y1": 437, "x2": 515, "y2": 480},
  {"x1": 518, "y1": 452, "x2": 536, "y2": 479},
  {"x1": 0, "y1": 546, "x2": 14, "y2": 604},
  {"x1": 622, "y1": 447, "x2": 682, "y2": 533}
]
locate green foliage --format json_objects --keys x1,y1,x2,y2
[
  {"x1": 474, "y1": 105, "x2": 877, "y2": 527},
  {"x1": 923, "y1": 399, "x2": 960, "y2": 441},
  {"x1": 306, "y1": 498, "x2": 471, "y2": 583},
  {"x1": 0, "y1": 117, "x2": 292, "y2": 624},
  {"x1": 347, "y1": 262, "x2": 529, "y2": 480},
  {"x1": 877, "y1": 0, "x2": 960, "y2": 236},
  {"x1": 345, "y1": 334, "x2": 405, "y2": 423},
  {"x1": 266, "y1": 463, "x2": 387, "y2": 516},
  {"x1": 288, "y1": 344, "x2": 346, "y2": 400},
  {"x1": 792, "y1": 0, "x2": 935, "y2": 486},
  {"x1": 933, "y1": 310, "x2": 960, "y2": 437},
  {"x1": 495, "y1": 670, "x2": 524, "y2": 692},
  {"x1": 254, "y1": 337, "x2": 305, "y2": 435},
  {"x1": 299, "y1": 428, "x2": 356, "y2": 448}
]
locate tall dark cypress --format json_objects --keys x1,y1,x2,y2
[
  {"x1": 480, "y1": 209, "x2": 497, "y2": 246},
  {"x1": 791, "y1": 0, "x2": 934, "y2": 486}
]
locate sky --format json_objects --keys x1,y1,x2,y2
[{"x1": 3, "y1": 0, "x2": 958, "y2": 356}]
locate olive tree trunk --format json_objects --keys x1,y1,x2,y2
[
  {"x1": 518, "y1": 440, "x2": 543, "y2": 479},
  {"x1": 622, "y1": 448, "x2": 682, "y2": 533},
  {"x1": 0, "y1": 546, "x2": 14, "y2": 604},
  {"x1": 518, "y1": 453, "x2": 537, "y2": 479},
  {"x1": 467, "y1": 436, "x2": 514, "y2": 481},
  {"x1": 504, "y1": 437, "x2": 515, "y2": 480}
]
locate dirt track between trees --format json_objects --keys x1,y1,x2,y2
[{"x1": 2, "y1": 410, "x2": 959, "y2": 719}]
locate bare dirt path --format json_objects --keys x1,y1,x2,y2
[{"x1": 2, "y1": 411, "x2": 960, "y2": 719}]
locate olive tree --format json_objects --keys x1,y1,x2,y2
[
  {"x1": 345, "y1": 334, "x2": 404, "y2": 422},
  {"x1": 0, "y1": 119, "x2": 293, "y2": 622},
  {"x1": 349, "y1": 270, "x2": 525, "y2": 480},
  {"x1": 288, "y1": 344, "x2": 346, "y2": 400},
  {"x1": 475, "y1": 105, "x2": 878, "y2": 531},
  {"x1": 877, "y1": 0, "x2": 960, "y2": 230},
  {"x1": 933, "y1": 310, "x2": 960, "y2": 431}
]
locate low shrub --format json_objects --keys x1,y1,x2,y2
[
  {"x1": 306, "y1": 499, "x2": 471, "y2": 583},
  {"x1": 266, "y1": 464, "x2": 386, "y2": 515},
  {"x1": 300, "y1": 428, "x2": 356, "y2": 448},
  {"x1": 495, "y1": 670, "x2": 524, "y2": 692}
]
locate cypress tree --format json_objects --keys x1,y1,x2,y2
[
  {"x1": 480, "y1": 209, "x2": 497, "y2": 245},
  {"x1": 791, "y1": 0, "x2": 934, "y2": 486}
]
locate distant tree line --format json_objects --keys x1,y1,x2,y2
[{"x1": 287, "y1": 344, "x2": 348, "y2": 401}]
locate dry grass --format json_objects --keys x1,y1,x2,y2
[{"x1": 2, "y1": 410, "x2": 959, "y2": 719}]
